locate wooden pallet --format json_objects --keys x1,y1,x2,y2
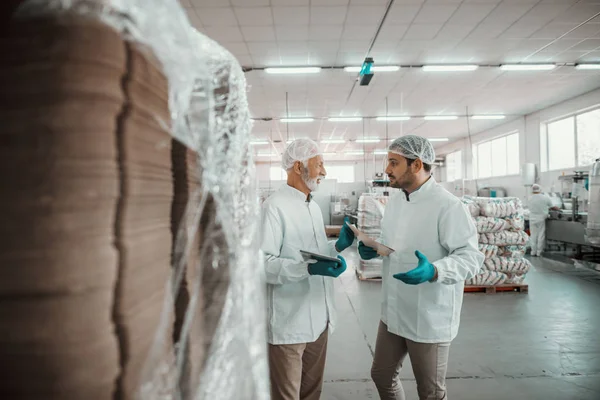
[{"x1": 464, "y1": 284, "x2": 528, "y2": 293}]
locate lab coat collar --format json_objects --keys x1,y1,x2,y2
[
  {"x1": 283, "y1": 184, "x2": 312, "y2": 202},
  {"x1": 402, "y1": 176, "x2": 435, "y2": 203}
]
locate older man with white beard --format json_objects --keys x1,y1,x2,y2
[{"x1": 261, "y1": 138, "x2": 356, "y2": 400}]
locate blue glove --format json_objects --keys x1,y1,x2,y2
[
  {"x1": 358, "y1": 241, "x2": 378, "y2": 260},
  {"x1": 393, "y1": 251, "x2": 436, "y2": 285},
  {"x1": 308, "y1": 255, "x2": 347, "y2": 278},
  {"x1": 585, "y1": 178, "x2": 589, "y2": 191},
  {"x1": 335, "y1": 217, "x2": 356, "y2": 252}
]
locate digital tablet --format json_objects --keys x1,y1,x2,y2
[{"x1": 300, "y1": 250, "x2": 340, "y2": 263}]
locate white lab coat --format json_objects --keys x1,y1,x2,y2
[
  {"x1": 528, "y1": 193, "x2": 554, "y2": 255},
  {"x1": 261, "y1": 184, "x2": 339, "y2": 345},
  {"x1": 379, "y1": 178, "x2": 483, "y2": 343}
]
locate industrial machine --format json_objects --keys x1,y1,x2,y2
[{"x1": 587, "y1": 158, "x2": 600, "y2": 245}]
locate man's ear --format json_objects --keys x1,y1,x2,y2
[
  {"x1": 413, "y1": 158, "x2": 424, "y2": 173},
  {"x1": 293, "y1": 160, "x2": 303, "y2": 175}
]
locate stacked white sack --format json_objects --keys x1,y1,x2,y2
[
  {"x1": 463, "y1": 196, "x2": 531, "y2": 286},
  {"x1": 356, "y1": 194, "x2": 389, "y2": 279}
]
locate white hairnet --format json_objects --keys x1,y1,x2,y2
[
  {"x1": 532, "y1": 184, "x2": 541, "y2": 193},
  {"x1": 282, "y1": 138, "x2": 322, "y2": 171},
  {"x1": 388, "y1": 135, "x2": 435, "y2": 165}
]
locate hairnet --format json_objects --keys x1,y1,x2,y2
[
  {"x1": 532, "y1": 184, "x2": 541, "y2": 193},
  {"x1": 388, "y1": 135, "x2": 435, "y2": 165},
  {"x1": 282, "y1": 138, "x2": 322, "y2": 171}
]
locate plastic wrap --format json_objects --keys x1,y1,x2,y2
[
  {"x1": 483, "y1": 257, "x2": 532, "y2": 274},
  {"x1": 10, "y1": 1, "x2": 268, "y2": 399},
  {"x1": 479, "y1": 231, "x2": 529, "y2": 246},
  {"x1": 461, "y1": 197, "x2": 481, "y2": 218},
  {"x1": 504, "y1": 273, "x2": 527, "y2": 285},
  {"x1": 473, "y1": 215, "x2": 525, "y2": 233},
  {"x1": 356, "y1": 194, "x2": 389, "y2": 279}
]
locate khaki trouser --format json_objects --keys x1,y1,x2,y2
[
  {"x1": 371, "y1": 322, "x2": 451, "y2": 400},
  {"x1": 269, "y1": 329, "x2": 329, "y2": 400}
]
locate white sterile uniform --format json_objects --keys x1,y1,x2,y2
[
  {"x1": 261, "y1": 184, "x2": 339, "y2": 345},
  {"x1": 528, "y1": 193, "x2": 554, "y2": 256},
  {"x1": 379, "y1": 178, "x2": 484, "y2": 343}
]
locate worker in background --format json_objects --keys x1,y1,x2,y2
[
  {"x1": 261, "y1": 138, "x2": 356, "y2": 400},
  {"x1": 359, "y1": 135, "x2": 484, "y2": 400},
  {"x1": 528, "y1": 184, "x2": 560, "y2": 257}
]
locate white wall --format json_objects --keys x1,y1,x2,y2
[{"x1": 437, "y1": 88, "x2": 600, "y2": 202}]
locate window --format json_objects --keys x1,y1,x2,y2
[
  {"x1": 576, "y1": 108, "x2": 600, "y2": 167},
  {"x1": 270, "y1": 166, "x2": 286, "y2": 181},
  {"x1": 325, "y1": 165, "x2": 355, "y2": 183},
  {"x1": 473, "y1": 132, "x2": 519, "y2": 178},
  {"x1": 445, "y1": 151, "x2": 462, "y2": 182},
  {"x1": 541, "y1": 107, "x2": 600, "y2": 171}
]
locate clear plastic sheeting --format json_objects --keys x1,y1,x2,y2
[{"x1": 11, "y1": 1, "x2": 269, "y2": 399}]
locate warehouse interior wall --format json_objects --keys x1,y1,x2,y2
[{"x1": 437, "y1": 87, "x2": 600, "y2": 202}]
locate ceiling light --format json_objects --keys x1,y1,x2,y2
[
  {"x1": 322, "y1": 152, "x2": 338, "y2": 156},
  {"x1": 355, "y1": 138, "x2": 381, "y2": 143},
  {"x1": 471, "y1": 115, "x2": 506, "y2": 120},
  {"x1": 321, "y1": 139, "x2": 346, "y2": 144},
  {"x1": 376, "y1": 116, "x2": 411, "y2": 121},
  {"x1": 257, "y1": 152, "x2": 277, "y2": 157},
  {"x1": 344, "y1": 66, "x2": 400, "y2": 72},
  {"x1": 374, "y1": 150, "x2": 388, "y2": 155},
  {"x1": 422, "y1": 65, "x2": 478, "y2": 72},
  {"x1": 500, "y1": 64, "x2": 556, "y2": 71},
  {"x1": 265, "y1": 67, "x2": 321, "y2": 74},
  {"x1": 428, "y1": 138, "x2": 450, "y2": 142},
  {"x1": 328, "y1": 117, "x2": 363, "y2": 122},
  {"x1": 250, "y1": 140, "x2": 269, "y2": 145},
  {"x1": 575, "y1": 63, "x2": 600, "y2": 70},
  {"x1": 345, "y1": 151, "x2": 365, "y2": 156},
  {"x1": 281, "y1": 117, "x2": 314, "y2": 123},
  {"x1": 424, "y1": 116, "x2": 459, "y2": 121}
]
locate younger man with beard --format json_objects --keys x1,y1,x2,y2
[
  {"x1": 261, "y1": 138, "x2": 356, "y2": 400},
  {"x1": 359, "y1": 135, "x2": 483, "y2": 400}
]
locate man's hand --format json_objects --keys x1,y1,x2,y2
[
  {"x1": 335, "y1": 217, "x2": 356, "y2": 252},
  {"x1": 393, "y1": 250, "x2": 437, "y2": 285},
  {"x1": 358, "y1": 241, "x2": 379, "y2": 260},
  {"x1": 308, "y1": 255, "x2": 347, "y2": 278}
]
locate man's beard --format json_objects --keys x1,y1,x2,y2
[
  {"x1": 302, "y1": 167, "x2": 322, "y2": 192},
  {"x1": 389, "y1": 170, "x2": 416, "y2": 190}
]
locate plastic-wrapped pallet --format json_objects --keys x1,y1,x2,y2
[
  {"x1": 465, "y1": 196, "x2": 530, "y2": 289},
  {"x1": 356, "y1": 194, "x2": 389, "y2": 279}
]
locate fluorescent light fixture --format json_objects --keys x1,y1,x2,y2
[
  {"x1": 422, "y1": 65, "x2": 478, "y2": 72},
  {"x1": 575, "y1": 63, "x2": 600, "y2": 70},
  {"x1": 281, "y1": 117, "x2": 314, "y2": 123},
  {"x1": 322, "y1": 152, "x2": 338, "y2": 156},
  {"x1": 471, "y1": 115, "x2": 506, "y2": 120},
  {"x1": 321, "y1": 139, "x2": 346, "y2": 144},
  {"x1": 376, "y1": 116, "x2": 411, "y2": 121},
  {"x1": 344, "y1": 66, "x2": 400, "y2": 72},
  {"x1": 265, "y1": 67, "x2": 321, "y2": 74},
  {"x1": 355, "y1": 138, "x2": 381, "y2": 144},
  {"x1": 500, "y1": 64, "x2": 555, "y2": 71},
  {"x1": 345, "y1": 151, "x2": 365, "y2": 156},
  {"x1": 249, "y1": 140, "x2": 269, "y2": 145},
  {"x1": 428, "y1": 138, "x2": 450, "y2": 142},
  {"x1": 374, "y1": 150, "x2": 389, "y2": 155},
  {"x1": 328, "y1": 117, "x2": 363, "y2": 122},
  {"x1": 424, "y1": 116, "x2": 459, "y2": 121},
  {"x1": 256, "y1": 152, "x2": 277, "y2": 157}
]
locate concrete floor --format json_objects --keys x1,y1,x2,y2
[{"x1": 322, "y1": 247, "x2": 600, "y2": 400}]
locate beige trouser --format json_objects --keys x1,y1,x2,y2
[
  {"x1": 371, "y1": 322, "x2": 450, "y2": 400},
  {"x1": 269, "y1": 329, "x2": 329, "y2": 400}
]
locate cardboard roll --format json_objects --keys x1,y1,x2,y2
[
  {"x1": 0, "y1": 289, "x2": 115, "y2": 345},
  {"x1": 0, "y1": 242, "x2": 116, "y2": 295},
  {"x1": 116, "y1": 263, "x2": 171, "y2": 311}
]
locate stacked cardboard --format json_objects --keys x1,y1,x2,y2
[
  {"x1": 0, "y1": 17, "x2": 123, "y2": 398},
  {"x1": 463, "y1": 197, "x2": 532, "y2": 287},
  {"x1": 0, "y1": 17, "x2": 174, "y2": 399}
]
